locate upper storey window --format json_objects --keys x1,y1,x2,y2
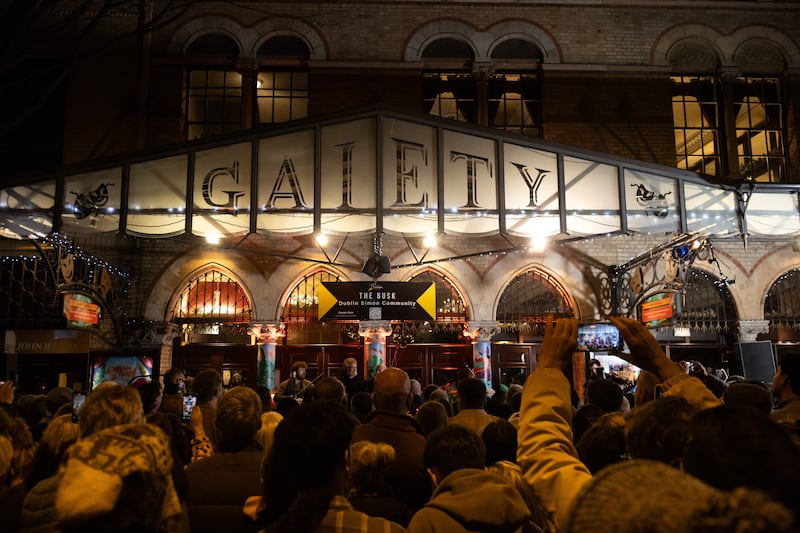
[
  {"x1": 670, "y1": 40, "x2": 787, "y2": 182},
  {"x1": 422, "y1": 37, "x2": 542, "y2": 136},
  {"x1": 184, "y1": 33, "x2": 310, "y2": 140}
]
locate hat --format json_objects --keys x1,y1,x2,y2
[
  {"x1": 56, "y1": 423, "x2": 182, "y2": 529},
  {"x1": 564, "y1": 460, "x2": 794, "y2": 533}
]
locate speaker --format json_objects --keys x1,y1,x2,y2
[
  {"x1": 735, "y1": 341, "x2": 776, "y2": 384},
  {"x1": 378, "y1": 255, "x2": 391, "y2": 274},
  {"x1": 361, "y1": 256, "x2": 381, "y2": 278}
]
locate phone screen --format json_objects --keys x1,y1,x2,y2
[
  {"x1": 72, "y1": 392, "x2": 86, "y2": 423},
  {"x1": 182, "y1": 394, "x2": 197, "y2": 423}
]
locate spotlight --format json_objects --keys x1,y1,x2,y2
[{"x1": 361, "y1": 254, "x2": 390, "y2": 278}]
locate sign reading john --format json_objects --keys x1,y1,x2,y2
[{"x1": 318, "y1": 281, "x2": 436, "y2": 321}]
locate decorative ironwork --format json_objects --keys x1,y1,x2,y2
[
  {"x1": 765, "y1": 269, "x2": 800, "y2": 329},
  {"x1": 496, "y1": 269, "x2": 573, "y2": 331},
  {"x1": 170, "y1": 268, "x2": 253, "y2": 326},
  {"x1": 282, "y1": 270, "x2": 340, "y2": 323}
]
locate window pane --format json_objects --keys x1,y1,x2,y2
[
  {"x1": 186, "y1": 69, "x2": 242, "y2": 140},
  {"x1": 671, "y1": 75, "x2": 720, "y2": 176},
  {"x1": 257, "y1": 70, "x2": 309, "y2": 125},
  {"x1": 735, "y1": 77, "x2": 785, "y2": 182}
]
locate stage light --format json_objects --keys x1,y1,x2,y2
[{"x1": 671, "y1": 244, "x2": 691, "y2": 261}]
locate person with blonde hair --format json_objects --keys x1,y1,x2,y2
[
  {"x1": 78, "y1": 384, "x2": 144, "y2": 437},
  {"x1": 348, "y1": 440, "x2": 413, "y2": 526},
  {"x1": 488, "y1": 460, "x2": 556, "y2": 533},
  {"x1": 256, "y1": 410, "x2": 283, "y2": 456}
]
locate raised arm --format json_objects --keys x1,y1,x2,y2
[{"x1": 517, "y1": 317, "x2": 591, "y2": 529}]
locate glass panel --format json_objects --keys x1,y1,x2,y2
[
  {"x1": 257, "y1": 130, "x2": 315, "y2": 234},
  {"x1": 496, "y1": 269, "x2": 573, "y2": 325},
  {"x1": 192, "y1": 142, "x2": 251, "y2": 238},
  {"x1": 443, "y1": 130, "x2": 498, "y2": 235},
  {"x1": 382, "y1": 118, "x2": 438, "y2": 235},
  {"x1": 170, "y1": 269, "x2": 253, "y2": 325},
  {"x1": 0, "y1": 181, "x2": 55, "y2": 239},
  {"x1": 423, "y1": 73, "x2": 475, "y2": 123},
  {"x1": 282, "y1": 270, "x2": 340, "y2": 323},
  {"x1": 503, "y1": 143, "x2": 560, "y2": 237},
  {"x1": 128, "y1": 155, "x2": 187, "y2": 236},
  {"x1": 63, "y1": 168, "x2": 122, "y2": 234},
  {"x1": 565, "y1": 157, "x2": 621, "y2": 236},
  {"x1": 320, "y1": 118, "x2": 377, "y2": 234},
  {"x1": 257, "y1": 70, "x2": 309, "y2": 125},
  {"x1": 624, "y1": 170, "x2": 680, "y2": 234},
  {"x1": 489, "y1": 72, "x2": 539, "y2": 135},
  {"x1": 683, "y1": 182, "x2": 737, "y2": 236},
  {"x1": 746, "y1": 192, "x2": 800, "y2": 236},
  {"x1": 186, "y1": 69, "x2": 242, "y2": 140}
]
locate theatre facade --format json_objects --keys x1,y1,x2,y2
[{"x1": 0, "y1": 1, "x2": 799, "y2": 393}]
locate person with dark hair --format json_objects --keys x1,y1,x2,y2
[
  {"x1": 185, "y1": 386, "x2": 263, "y2": 533},
  {"x1": 448, "y1": 377, "x2": 498, "y2": 436},
  {"x1": 414, "y1": 400, "x2": 448, "y2": 438},
  {"x1": 351, "y1": 367, "x2": 430, "y2": 511},
  {"x1": 575, "y1": 412, "x2": 627, "y2": 474},
  {"x1": 253, "y1": 385, "x2": 273, "y2": 413},
  {"x1": 571, "y1": 403, "x2": 604, "y2": 444},
  {"x1": 407, "y1": 424, "x2": 531, "y2": 532},
  {"x1": 349, "y1": 391, "x2": 374, "y2": 423},
  {"x1": 481, "y1": 418, "x2": 518, "y2": 466},
  {"x1": 585, "y1": 378, "x2": 624, "y2": 414},
  {"x1": 138, "y1": 380, "x2": 163, "y2": 416},
  {"x1": 723, "y1": 380, "x2": 772, "y2": 414},
  {"x1": 259, "y1": 400, "x2": 404, "y2": 533},
  {"x1": 624, "y1": 395, "x2": 696, "y2": 467},
  {"x1": 772, "y1": 354, "x2": 800, "y2": 425},
  {"x1": 313, "y1": 376, "x2": 346, "y2": 404},
  {"x1": 163, "y1": 368, "x2": 187, "y2": 396},
  {"x1": 192, "y1": 369, "x2": 224, "y2": 451},
  {"x1": 275, "y1": 361, "x2": 312, "y2": 400},
  {"x1": 682, "y1": 404, "x2": 800, "y2": 522}
]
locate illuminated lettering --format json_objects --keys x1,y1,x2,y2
[
  {"x1": 202, "y1": 161, "x2": 245, "y2": 209},
  {"x1": 450, "y1": 151, "x2": 492, "y2": 208},
  {"x1": 511, "y1": 163, "x2": 549, "y2": 207},
  {"x1": 391, "y1": 138, "x2": 428, "y2": 208},
  {"x1": 265, "y1": 157, "x2": 308, "y2": 209},
  {"x1": 338, "y1": 142, "x2": 356, "y2": 208}
]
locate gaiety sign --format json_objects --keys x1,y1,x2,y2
[{"x1": 317, "y1": 281, "x2": 436, "y2": 321}]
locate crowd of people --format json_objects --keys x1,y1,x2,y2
[{"x1": 1, "y1": 320, "x2": 800, "y2": 532}]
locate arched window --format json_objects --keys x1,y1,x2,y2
[
  {"x1": 282, "y1": 270, "x2": 341, "y2": 323},
  {"x1": 489, "y1": 38, "x2": 542, "y2": 136},
  {"x1": 496, "y1": 269, "x2": 573, "y2": 335},
  {"x1": 169, "y1": 267, "x2": 253, "y2": 335},
  {"x1": 676, "y1": 268, "x2": 737, "y2": 331},
  {"x1": 256, "y1": 35, "x2": 310, "y2": 125},
  {"x1": 765, "y1": 269, "x2": 800, "y2": 329},
  {"x1": 185, "y1": 34, "x2": 243, "y2": 140},
  {"x1": 422, "y1": 38, "x2": 476, "y2": 123},
  {"x1": 408, "y1": 270, "x2": 468, "y2": 323}
]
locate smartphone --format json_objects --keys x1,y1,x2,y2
[
  {"x1": 181, "y1": 394, "x2": 197, "y2": 423},
  {"x1": 71, "y1": 392, "x2": 87, "y2": 423}
]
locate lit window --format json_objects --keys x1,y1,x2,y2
[
  {"x1": 186, "y1": 69, "x2": 243, "y2": 140},
  {"x1": 489, "y1": 72, "x2": 539, "y2": 135},
  {"x1": 734, "y1": 77, "x2": 785, "y2": 182},
  {"x1": 672, "y1": 76, "x2": 721, "y2": 177},
  {"x1": 257, "y1": 71, "x2": 309, "y2": 124}
]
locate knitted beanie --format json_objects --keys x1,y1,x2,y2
[
  {"x1": 564, "y1": 459, "x2": 795, "y2": 533},
  {"x1": 56, "y1": 423, "x2": 182, "y2": 528}
]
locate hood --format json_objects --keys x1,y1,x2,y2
[{"x1": 427, "y1": 469, "x2": 531, "y2": 529}]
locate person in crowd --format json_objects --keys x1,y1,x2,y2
[
  {"x1": 448, "y1": 377, "x2": 499, "y2": 436},
  {"x1": 408, "y1": 379, "x2": 424, "y2": 416},
  {"x1": 347, "y1": 440, "x2": 413, "y2": 526},
  {"x1": 15, "y1": 395, "x2": 47, "y2": 442},
  {"x1": 349, "y1": 391, "x2": 374, "y2": 423},
  {"x1": 147, "y1": 411, "x2": 192, "y2": 503},
  {"x1": 429, "y1": 388, "x2": 453, "y2": 417},
  {"x1": 481, "y1": 418, "x2": 518, "y2": 466},
  {"x1": 571, "y1": 403, "x2": 603, "y2": 444},
  {"x1": 78, "y1": 383, "x2": 146, "y2": 437},
  {"x1": 44, "y1": 387, "x2": 73, "y2": 421},
  {"x1": 1, "y1": 434, "x2": 24, "y2": 533},
  {"x1": 414, "y1": 400, "x2": 448, "y2": 438},
  {"x1": 55, "y1": 423, "x2": 187, "y2": 533},
  {"x1": 575, "y1": 412, "x2": 627, "y2": 474},
  {"x1": 313, "y1": 376, "x2": 346, "y2": 404},
  {"x1": 351, "y1": 367, "x2": 431, "y2": 511},
  {"x1": 485, "y1": 384, "x2": 513, "y2": 419},
  {"x1": 274, "y1": 396, "x2": 298, "y2": 417},
  {"x1": 422, "y1": 384, "x2": 439, "y2": 402},
  {"x1": 254, "y1": 385, "x2": 273, "y2": 412},
  {"x1": 585, "y1": 378, "x2": 624, "y2": 414},
  {"x1": 407, "y1": 424, "x2": 531, "y2": 533},
  {"x1": 722, "y1": 380, "x2": 772, "y2": 414},
  {"x1": 163, "y1": 368, "x2": 187, "y2": 396},
  {"x1": 682, "y1": 404, "x2": 800, "y2": 522},
  {"x1": 340, "y1": 357, "x2": 367, "y2": 401},
  {"x1": 771, "y1": 353, "x2": 800, "y2": 425},
  {"x1": 507, "y1": 390, "x2": 523, "y2": 428},
  {"x1": 192, "y1": 369, "x2": 224, "y2": 451},
  {"x1": 563, "y1": 459, "x2": 793, "y2": 532},
  {"x1": 185, "y1": 386, "x2": 263, "y2": 533},
  {"x1": 274, "y1": 361, "x2": 313, "y2": 401},
  {"x1": 624, "y1": 395, "x2": 695, "y2": 468},
  {"x1": 487, "y1": 460, "x2": 556, "y2": 533},
  {"x1": 22, "y1": 414, "x2": 80, "y2": 493},
  {"x1": 138, "y1": 379, "x2": 163, "y2": 416},
  {"x1": 682, "y1": 359, "x2": 727, "y2": 398},
  {"x1": 632, "y1": 369, "x2": 660, "y2": 408},
  {"x1": 256, "y1": 410, "x2": 283, "y2": 458},
  {"x1": 259, "y1": 400, "x2": 405, "y2": 533},
  {"x1": 516, "y1": 316, "x2": 721, "y2": 529},
  {"x1": 588, "y1": 358, "x2": 605, "y2": 380}
]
